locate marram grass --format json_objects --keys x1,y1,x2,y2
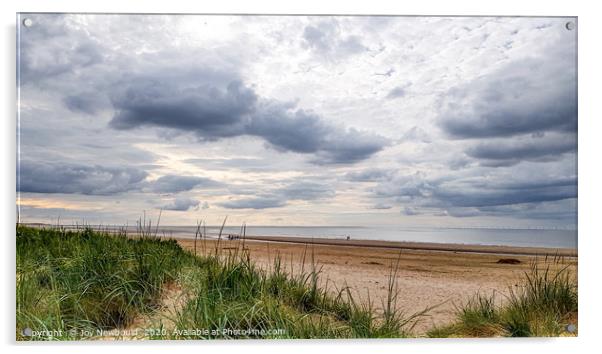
[
  {"x1": 16, "y1": 224, "x2": 424, "y2": 340},
  {"x1": 16, "y1": 224, "x2": 577, "y2": 340},
  {"x1": 427, "y1": 258, "x2": 578, "y2": 338}
]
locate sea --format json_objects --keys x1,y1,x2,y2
[{"x1": 137, "y1": 225, "x2": 577, "y2": 249}]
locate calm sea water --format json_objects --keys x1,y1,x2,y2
[{"x1": 151, "y1": 225, "x2": 577, "y2": 249}]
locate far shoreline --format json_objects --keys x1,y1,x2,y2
[
  {"x1": 21, "y1": 223, "x2": 577, "y2": 257},
  {"x1": 224, "y1": 235, "x2": 577, "y2": 257}
]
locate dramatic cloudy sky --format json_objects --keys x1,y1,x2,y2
[{"x1": 17, "y1": 14, "x2": 577, "y2": 228}]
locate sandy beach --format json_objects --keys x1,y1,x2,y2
[
  {"x1": 18, "y1": 223, "x2": 579, "y2": 334},
  {"x1": 176, "y1": 236, "x2": 577, "y2": 334}
]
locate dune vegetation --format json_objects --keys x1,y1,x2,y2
[
  {"x1": 428, "y1": 258, "x2": 578, "y2": 338},
  {"x1": 16, "y1": 224, "x2": 577, "y2": 340}
]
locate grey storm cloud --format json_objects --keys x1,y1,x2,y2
[
  {"x1": 161, "y1": 197, "x2": 201, "y2": 211},
  {"x1": 345, "y1": 168, "x2": 393, "y2": 182},
  {"x1": 441, "y1": 199, "x2": 577, "y2": 221},
  {"x1": 373, "y1": 172, "x2": 436, "y2": 200},
  {"x1": 465, "y1": 134, "x2": 576, "y2": 167},
  {"x1": 371, "y1": 203, "x2": 393, "y2": 210},
  {"x1": 441, "y1": 208, "x2": 482, "y2": 218},
  {"x1": 18, "y1": 160, "x2": 147, "y2": 195},
  {"x1": 279, "y1": 181, "x2": 336, "y2": 200},
  {"x1": 149, "y1": 175, "x2": 220, "y2": 194},
  {"x1": 63, "y1": 94, "x2": 107, "y2": 115},
  {"x1": 17, "y1": 160, "x2": 222, "y2": 197},
  {"x1": 219, "y1": 180, "x2": 335, "y2": 210},
  {"x1": 218, "y1": 196, "x2": 287, "y2": 210},
  {"x1": 17, "y1": 15, "x2": 577, "y2": 226},
  {"x1": 302, "y1": 21, "x2": 367, "y2": 60},
  {"x1": 386, "y1": 86, "x2": 406, "y2": 99},
  {"x1": 372, "y1": 171, "x2": 576, "y2": 215},
  {"x1": 438, "y1": 50, "x2": 576, "y2": 139},
  {"x1": 403, "y1": 207, "x2": 420, "y2": 216},
  {"x1": 110, "y1": 80, "x2": 256, "y2": 137},
  {"x1": 448, "y1": 158, "x2": 472, "y2": 170},
  {"x1": 437, "y1": 38, "x2": 577, "y2": 171},
  {"x1": 109, "y1": 77, "x2": 387, "y2": 164},
  {"x1": 479, "y1": 199, "x2": 577, "y2": 221},
  {"x1": 19, "y1": 15, "x2": 104, "y2": 84},
  {"x1": 432, "y1": 177, "x2": 577, "y2": 208}
]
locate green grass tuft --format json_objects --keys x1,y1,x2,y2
[
  {"x1": 16, "y1": 224, "x2": 194, "y2": 340},
  {"x1": 428, "y1": 259, "x2": 577, "y2": 338}
]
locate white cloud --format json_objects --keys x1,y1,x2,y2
[{"x1": 17, "y1": 14, "x2": 577, "y2": 228}]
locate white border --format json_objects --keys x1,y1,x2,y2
[{"x1": 2, "y1": 1, "x2": 600, "y2": 353}]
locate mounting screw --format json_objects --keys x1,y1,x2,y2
[
  {"x1": 22, "y1": 18, "x2": 33, "y2": 27},
  {"x1": 565, "y1": 21, "x2": 575, "y2": 31}
]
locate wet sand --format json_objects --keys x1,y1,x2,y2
[
  {"x1": 176, "y1": 236, "x2": 577, "y2": 334},
  {"x1": 240, "y1": 235, "x2": 577, "y2": 257}
]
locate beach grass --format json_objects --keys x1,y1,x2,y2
[
  {"x1": 16, "y1": 224, "x2": 425, "y2": 340},
  {"x1": 16, "y1": 223, "x2": 577, "y2": 340},
  {"x1": 427, "y1": 258, "x2": 578, "y2": 338},
  {"x1": 16, "y1": 224, "x2": 192, "y2": 340}
]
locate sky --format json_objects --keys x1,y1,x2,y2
[{"x1": 16, "y1": 14, "x2": 577, "y2": 228}]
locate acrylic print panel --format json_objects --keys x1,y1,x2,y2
[{"x1": 16, "y1": 14, "x2": 577, "y2": 340}]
